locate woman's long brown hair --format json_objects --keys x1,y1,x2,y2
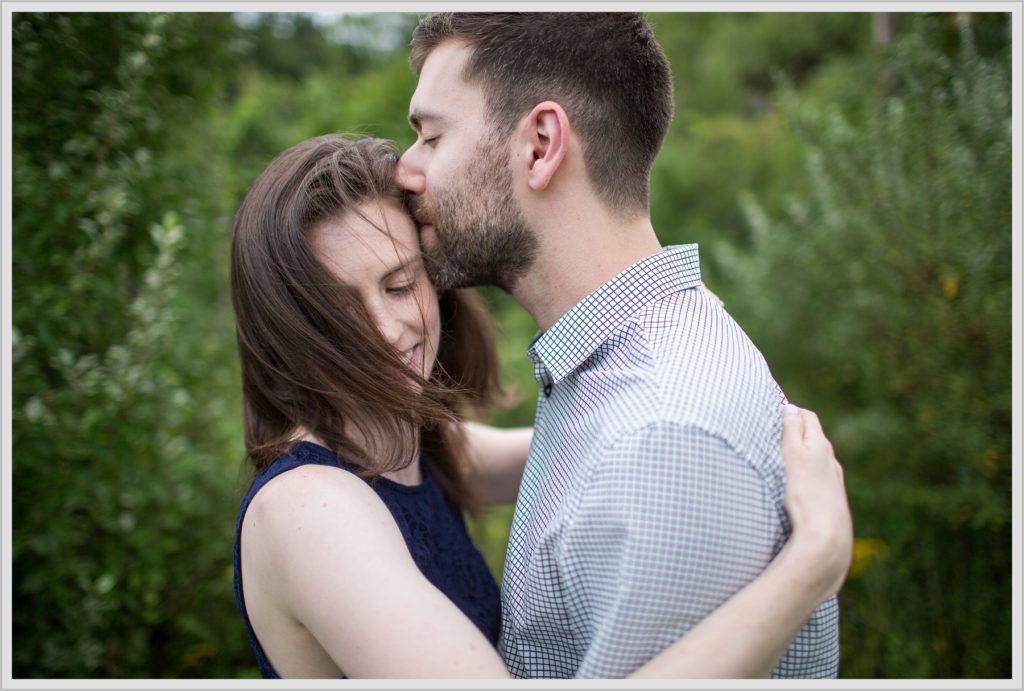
[{"x1": 230, "y1": 135, "x2": 505, "y2": 510}]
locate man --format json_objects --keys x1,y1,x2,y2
[{"x1": 395, "y1": 12, "x2": 839, "y2": 678}]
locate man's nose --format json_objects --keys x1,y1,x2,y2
[{"x1": 395, "y1": 149, "x2": 425, "y2": 194}]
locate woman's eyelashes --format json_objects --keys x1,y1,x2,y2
[
  {"x1": 385, "y1": 267, "x2": 422, "y2": 296},
  {"x1": 387, "y1": 281, "x2": 416, "y2": 296}
]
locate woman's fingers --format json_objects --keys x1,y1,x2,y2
[
  {"x1": 779, "y1": 404, "x2": 854, "y2": 597},
  {"x1": 798, "y1": 407, "x2": 822, "y2": 441},
  {"x1": 781, "y1": 403, "x2": 843, "y2": 489},
  {"x1": 798, "y1": 407, "x2": 834, "y2": 458},
  {"x1": 780, "y1": 404, "x2": 804, "y2": 455}
]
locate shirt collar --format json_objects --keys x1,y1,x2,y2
[{"x1": 527, "y1": 244, "x2": 703, "y2": 383}]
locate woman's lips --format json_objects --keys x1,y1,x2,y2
[{"x1": 401, "y1": 344, "x2": 420, "y2": 370}]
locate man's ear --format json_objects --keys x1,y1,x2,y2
[{"x1": 524, "y1": 101, "x2": 570, "y2": 192}]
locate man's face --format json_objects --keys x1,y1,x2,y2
[{"x1": 396, "y1": 41, "x2": 538, "y2": 293}]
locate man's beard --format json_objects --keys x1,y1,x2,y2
[{"x1": 407, "y1": 137, "x2": 538, "y2": 293}]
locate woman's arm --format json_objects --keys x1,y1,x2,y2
[
  {"x1": 631, "y1": 405, "x2": 852, "y2": 678},
  {"x1": 461, "y1": 421, "x2": 533, "y2": 506},
  {"x1": 454, "y1": 405, "x2": 849, "y2": 678},
  {"x1": 243, "y1": 465, "x2": 513, "y2": 678},
  {"x1": 246, "y1": 405, "x2": 849, "y2": 679}
]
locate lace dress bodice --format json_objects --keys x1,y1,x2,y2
[{"x1": 233, "y1": 441, "x2": 501, "y2": 678}]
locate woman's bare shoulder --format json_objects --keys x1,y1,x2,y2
[{"x1": 245, "y1": 462, "x2": 392, "y2": 547}]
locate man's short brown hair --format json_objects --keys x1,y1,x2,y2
[{"x1": 410, "y1": 12, "x2": 674, "y2": 215}]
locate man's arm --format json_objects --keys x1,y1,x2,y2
[{"x1": 563, "y1": 420, "x2": 782, "y2": 678}]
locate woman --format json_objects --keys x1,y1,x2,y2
[{"x1": 230, "y1": 134, "x2": 852, "y2": 678}]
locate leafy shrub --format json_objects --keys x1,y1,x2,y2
[
  {"x1": 12, "y1": 13, "x2": 253, "y2": 677},
  {"x1": 719, "y1": 15, "x2": 1012, "y2": 677},
  {"x1": 12, "y1": 11, "x2": 1010, "y2": 679}
]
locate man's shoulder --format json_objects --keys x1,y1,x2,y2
[
  {"x1": 636, "y1": 288, "x2": 755, "y2": 356},
  {"x1": 581, "y1": 292, "x2": 786, "y2": 480},
  {"x1": 612, "y1": 291, "x2": 779, "y2": 411}
]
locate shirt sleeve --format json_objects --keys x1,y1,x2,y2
[{"x1": 560, "y1": 419, "x2": 782, "y2": 678}]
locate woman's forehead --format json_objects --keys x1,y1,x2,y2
[{"x1": 310, "y1": 199, "x2": 421, "y2": 279}]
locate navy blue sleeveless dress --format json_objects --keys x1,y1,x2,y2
[{"x1": 233, "y1": 441, "x2": 501, "y2": 678}]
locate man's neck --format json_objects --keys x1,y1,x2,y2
[{"x1": 511, "y1": 213, "x2": 664, "y2": 331}]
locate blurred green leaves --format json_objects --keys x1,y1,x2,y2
[
  {"x1": 13, "y1": 12, "x2": 248, "y2": 677},
  {"x1": 719, "y1": 13, "x2": 1011, "y2": 677},
  {"x1": 11, "y1": 11, "x2": 1013, "y2": 679}
]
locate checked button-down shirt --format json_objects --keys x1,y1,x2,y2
[{"x1": 498, "y1": 244, "x2": 839, "y2": 679}]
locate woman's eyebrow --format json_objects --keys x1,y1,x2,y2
[{"x1": 381, "y1": 257, "x2": 417, "y2": 281}]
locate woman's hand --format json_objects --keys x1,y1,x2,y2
[
  {"x1": 780, "y1": 404, "x2": 853, "y2": 602},
  {"x1": 633, "y1": 405, "x2": 851, "y2": 679}
]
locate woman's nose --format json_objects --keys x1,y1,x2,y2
[{"x1": 370, "y1": 307, "x2": 404, "y2": 347}]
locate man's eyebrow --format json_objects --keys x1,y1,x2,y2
[{"x1": 408, "y1": 109, "x2": 444, "y2": 131}]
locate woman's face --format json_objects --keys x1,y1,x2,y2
[{"x1": 310, "y1": 198, "x2": 441, "y2": 380}]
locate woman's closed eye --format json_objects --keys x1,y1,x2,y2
[
  {"x1": 383, "y1": 260, "x2": 427, "y2": 297},
  {"x1": 386, "y1": 280, "x2": 417, "y2": 296}
]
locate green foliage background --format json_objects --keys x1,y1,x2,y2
[{"x1": 10, "y1": 11, "x2": 1014, "y2": 679}]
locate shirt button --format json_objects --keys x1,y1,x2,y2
[{"x1": 543, "y1": 383, "x2": 553, "y2": 397}]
